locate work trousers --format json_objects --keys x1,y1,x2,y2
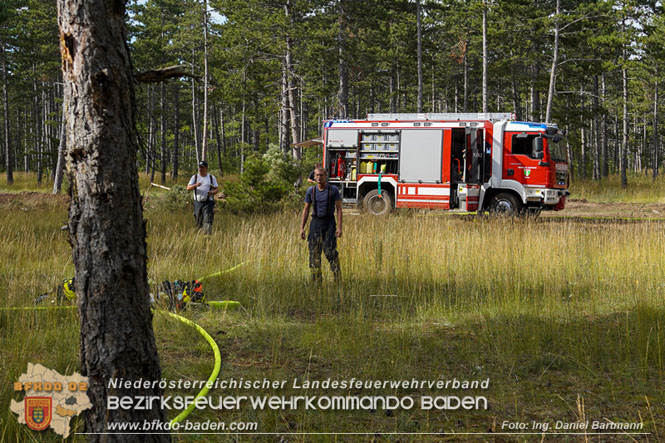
[
  {"x1": 193, "y1": 200, "x2": 214, "y2": 235},
  {"x1": 308, "y1": 216, "x2": 341, "y2": 282}
]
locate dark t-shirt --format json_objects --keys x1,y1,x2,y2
[{"x1": 305, "y1": 184, "x2": 341, "y2": 218}]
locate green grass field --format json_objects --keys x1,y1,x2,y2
[{"x1": 1, "y1": 174, "x2": 664, "y2": 441}]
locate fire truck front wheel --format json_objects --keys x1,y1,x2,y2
[
  {"x1": 488, "y1": 192, "x2": 522, "y2": 216},
  {"x1": 362, "y1": 189, "x2": 392, "y2": 216}
]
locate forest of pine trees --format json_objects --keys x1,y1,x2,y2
[{"x1": 1, "y1": 0, "x2": 664, "y2": 187}]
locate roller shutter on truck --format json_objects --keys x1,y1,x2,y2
[{"x1": 399, "y1": 129, "x2": 443, "y2": 183}]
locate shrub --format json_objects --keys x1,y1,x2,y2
[{"x1": 223, "y1": 151, "x2": 297, "y2": 214}]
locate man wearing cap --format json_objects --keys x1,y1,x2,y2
[{"x1": 187, "y1": 161, "x2": 219, "y2": 235}]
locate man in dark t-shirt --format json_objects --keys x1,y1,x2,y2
[
  {"x1": 307, "y1": 163, "x2": 322, "y2": 184},
  {"x1": 300, "y1": 166, "x2": 343, "y2": 282}
]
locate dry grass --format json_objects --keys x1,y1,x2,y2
[{"x1": 0, "y1": 180, "x2": 664, "y2": 441}]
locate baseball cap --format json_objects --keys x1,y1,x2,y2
[{"x1": 198, "y1": 161, "x2": 208, "y2": 168}]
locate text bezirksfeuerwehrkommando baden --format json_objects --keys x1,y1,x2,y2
[
  {"x1": 108, "y1": 377, "x2": 490, "y2": 391},
  {"x1": 107, "y1": 377, "x2": 490, "y2": 411}
]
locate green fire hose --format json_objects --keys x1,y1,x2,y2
[
  {"x1": 162, "y1": 310, "x2": 221, "y2": 425},
  {"x1": 1, "y1": 304, "x2": 223, "y2": 425}
]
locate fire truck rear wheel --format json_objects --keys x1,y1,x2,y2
[
  {"x1": 362, "y1": 189, "x2": 392, "y2": 216},
  {"x1": 488, "y1": 192, "x2": 522, "y2": 216}
]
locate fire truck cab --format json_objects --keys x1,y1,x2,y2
[{"x1": 323, "y1": 113, "x2": 569, "y2": 216}]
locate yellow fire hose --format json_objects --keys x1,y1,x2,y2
[
  {"x1": 198, "y1": 261, "x2": 247, "y2": 281},
  {"x1": 161, "y1": 310, "x2": 221, "y2": 425},
  {"x1": 2, "y1": 263, "x2": 248, "y2": 423},
  {"x1": 1, "y1": 304, "x2": 223, "y2": 425}
]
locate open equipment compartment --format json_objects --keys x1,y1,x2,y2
[{"x1": 325, "y1": 128, "x2": 359, "y2": 203}]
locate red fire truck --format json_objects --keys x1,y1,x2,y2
[{"x1": 323, "y1": 113, "x2": 569, "y2": 216}]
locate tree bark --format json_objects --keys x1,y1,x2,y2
[
  {"x1": 481, "y1": 0, "x2": 488, "y2": 113},
  {"x1": 530, "y1": 39, "x2": 541, "y2": 121},
  {"x1": 160, "y1": 81, "x2": 167, "y2": 184},
  {"x1": 279, "y1": 63, "x2": 289, "y2": 155},
  {"x1": 593, "y1": 75, "x2": 600, "y2": 180},
  {"x1": 463, "y1": 49, "x2": 468, "y2": 113},
  {"x1": 651, "y1": 77, "x2": 659, "y2": 181},
  {"x1": 172, "y1": 82, "x2": 179, "y2": 179},
  {"x1": 284, "y1": 0, "x2": 301, "y2": 159},
  {"x1": 545, "y1": 0, "x2": 560, "y2": 123},
  {"x1": 337, "y1": 0, "x2": 348, "y2": 118},
  {"x1": 653, "y1": 79, "x2": 659, "y2": 181},
  {"x1": 201, "y1": 0, "x2": 209, "y2": 162},
  {"x1": 601, "y1": 73, "x2": 608, "y2": 177},
  {"x1": 212, "y1": 102, "x2": 223, "y2": 174},
  {"x1": 621, "y1": 65, "x2": 628, "y2": 188},
  {"x1": 191, "y1": 52, "x2": 200, "y2": 165},
  {"x1": 2, "y1": 42, "x2": 12, "y2": 185},
  {"x1": 580, "y1": 86, "x2": 586, "y2": 179},
  {"x1": 416, "y1": 0, "x2": 423, "y2": 113},
  {"x1": 52, "y1": 110, "x2": 66, "y2": 194},
  {"x1": 57, "y1": 1, "x2": 168, "y2": 441}
]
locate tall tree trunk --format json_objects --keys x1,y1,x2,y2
[
  {"x1": 160, "y1": 82, "x2": 166, "y2": 184},
  {"x1": 284, "y1": 0, "x2": 301, "y2": 159},
  {"x1": 481, "y1": 0, "x2": 488, "y2": 113},
  {"x1": 530, "y1": 40, "x2": 541, "y2": 121},
  {"x1": 212, "y1": 103, "x2": 223, "y2": 174},
  {"x1": 653, "y1": 78, "x2": 659, "y2": 181},
  {"x1": 220, "y1": 106, "x2": 227, "y2": 158},
  {"x1": 149, "y1": 85, "x2": 156, "y2": 182},
  {"x1": 580, "y1": 86, "x2": 586, "y2": 179},
  {"x1": 52, "y1": 111, "x2": 66, "y2": 194},
  {"x1": 601, "y1": 73, "x2": 608, "y2": 177},
  {"x1": 390, "y1": 64, "x2": 397, "y2": 113},
  {"x1": 2, "y1": 42, "x2": 12, "y2": 185},
  {"x1": 201, "y1": 0, "x2": 209, "y2": 162},
  {"x1": 510, "y1": 56, "x2": 521, "y2": 120},
  {"x1": 21, "y1": 108, "x2": 28, "y2": 172},
  {"x1": 463, "y1": 51, "x2": 468, "y2": 113},
  {"x1": 279, "y1": 63, "x2": 289, "y2": 155},
  {"x1": 172, "y1": 82, "x2": 179, "y2": 180},
  {"x1": 593, "y1": 75, "x2": 600, "y2": 180},
  {"x1": 241, "y1": 94, "x2": 246, "y2": 174},
  {"x1": 33, "y1": 67, "x2": 43, "y2": 185},
  {"x1": 545, "y1": 0, "x2": 560, "y2": 123},
  {"x1": 191, "y1": 52, "x2": 200, "y2": 165},
  {"x1": 146, "y1": 85, "x2": 153, "y2": 174},
  {"x1": 416, "y1": 0, "x2": 423, "y2": 113},
  {"x1": 613, "y1": 111, "x2": 619, "y2": 173},
  {"x1": 337, "y1": 0, "x2": 348, "y2": 118},
  {"x1": 621, "y1": 65, "x2": 628, "y2": 188},
  {"x1": 56, "y1": 1, "x2": 168, "y2": 440}
]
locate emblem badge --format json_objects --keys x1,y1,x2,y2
[{"x1": 25, "y1": 397, "x2": 52, "y2": 431}]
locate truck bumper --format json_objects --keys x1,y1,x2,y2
[{"x1": 526, "y1": 188, "x2": 570, "y2": 209}]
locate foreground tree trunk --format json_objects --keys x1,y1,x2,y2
[{"x1": 57, "y1": 1, "x2": 168, "y2": 441}]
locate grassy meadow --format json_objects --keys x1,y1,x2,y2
[{"x1": 1, "y1": 173, "x2": 664, "y2": 441}]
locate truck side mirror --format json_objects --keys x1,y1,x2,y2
[{"x1": 532, "y1": 137, "x2": 544, "y2": 159}]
